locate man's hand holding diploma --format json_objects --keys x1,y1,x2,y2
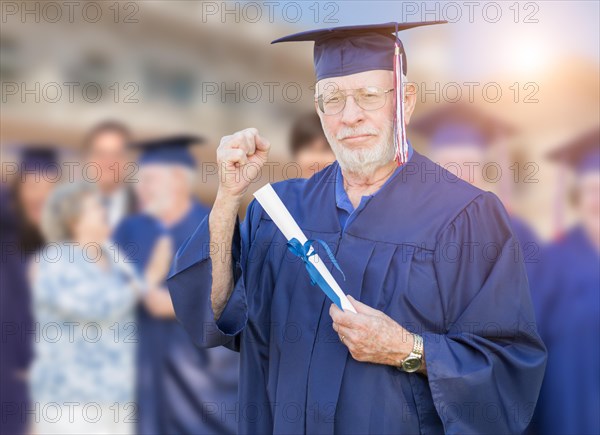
[{"x1": 330, "y1": 295, "x2": 427, "y2": 375}]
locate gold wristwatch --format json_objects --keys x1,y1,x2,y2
[{"x1": 398, "y1": 333, "x2": 423, "y2": 373}]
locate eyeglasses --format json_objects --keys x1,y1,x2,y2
[{"x1": 315, "y1": 86, "x2": 394, "y2": 115}]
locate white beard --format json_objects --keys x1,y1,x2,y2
[{"x1": 323, "y1": 120, "x2": 396, "y2": 177}]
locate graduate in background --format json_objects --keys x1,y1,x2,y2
[
  {"x1": 410, "y1": 102, "x2": 540, "y2": 272},
  {"x1": 168, "y1": 22, "x2": 546, "y2": 434},
  {"x1": 529, "y1": 128, "x2": 600, "y2": 435},
  {"x1": 113, "y1": 136, "x2": 239, "y2": 435},
  {"x1": 290, "y1": 111, "x2": 336, "y2": 178},
  {"x1": 6, "y1": 147, "x2": 60, "y2": 255},
  {"x1": 0, "y1": 146, "x2": 59, "y2": 435}
]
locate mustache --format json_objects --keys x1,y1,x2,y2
[{"x1": 336, "y1": 126, "x2": 379, "y2": 141}]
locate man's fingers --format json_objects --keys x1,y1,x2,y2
[
  {"x1": 255, "y1": 134, "x2": 271, "y2": 153},
  {"x1": 219, "y1": 134, "x2": 232, "y2": 148},
  {"x1": 329, "y1": 303, "x2": 343, "y2": 322},
  {"x1": 218, "y1": 128, "x2": 269, "y2": 168},
  {"x1": 329, "y1": 303, "x2": 359, "y2": 328},
  {"x1": 230, "y1": 148, "x2": 249, "y2": 165},
  {"x1": 242, "y1": 130, "x2": 257, "y2": 156},
  {"x1": 347, "y1": 295, "x2": 382, "y2": 317},
  {"x1": 244, "y1": 127, "x2": 259, "y2": 137},
  {"x1": 223, "y1": 148, "x2": 248, "y2": 166},
  {"x1": 332, "y1": 322, "x2": 354, "y2": 343},
  {"x1": 215, "y1": 128, "x2": 269, "y2": 195},
  {"x1": 227, "y1": 130, "x2": 254, "y2": 156}
]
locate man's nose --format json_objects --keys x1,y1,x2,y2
[{"x1": 340, "y1": 95, "x2": 364, "y2": 125}]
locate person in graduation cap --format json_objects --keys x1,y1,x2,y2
[
  {"x1": 168, "y1": 22, "x2": 547, "y2": 434},
  {"x1": 528, "y1": 128, "x2": 599, "y2": 435},
  {"x1": 411, "y1": 102, "x2": 541, "y2": 277},
  {"x1": 6, "y1": 147, "x2": 61, "y2": 255},
  {"x1": 113, "y1": 136, "x2": 239, "y2": 435},
  {"x1": 1, "y1": 146, "x2": 59, "y2": 435}
]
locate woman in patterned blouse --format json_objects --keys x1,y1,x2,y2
[{"x1": 29, "y1": 182, "x2": 171, "y2": 435}]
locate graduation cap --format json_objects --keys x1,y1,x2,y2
[
  {"x1": 546, "y1": 127, "x2": 599, "y2": 237},
  {"x1": 22, "y1": 146, "x2": 58, "y2": 165},
  {"x1": 547, "y1": 127, "x2": 600, "y2": 174},
  {"x1": 410, "y1": 102, "x2": 515, "y2": 149},
  {"x1": 272, "y1": 21, "x2": 447, "y2": 166},
  {"x1": 272, "y1": 22, "x2": 446, "y2": 79},
  {"x1": 19, "y1": 146, "x2": 60, "y2": 172},
  {"x1": 133, "y1": 135, "x2": 205, "y2": 168}
]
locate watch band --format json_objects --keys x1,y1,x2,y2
[
  {"x1": 412, "y1": 333, "x2": 423, "y2": 356},
  {"x1": 397, "y1": 333, "x2": 424, "y2": 372}
]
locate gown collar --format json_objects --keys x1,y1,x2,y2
[
  {"x1": 300, "y1": 149, "x2": 454, "y2": 246},
  {"x1": 334, "y1": 143, "x2": 415, "y2": 231}
]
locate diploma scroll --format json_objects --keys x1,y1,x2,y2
[{"x1": 253, "y1": 184, "x2": 356, "y2": 313}]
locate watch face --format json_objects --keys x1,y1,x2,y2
[{"x1": 402, "y1": 357, "x2": 421, "y2": 373}]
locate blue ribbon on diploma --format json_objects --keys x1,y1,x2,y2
[{"x1": 286, "y1": 237, "x2": 346, "y2": 310}]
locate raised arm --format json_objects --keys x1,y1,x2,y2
[
  {"x1": 210, "y1": 128, "x2": 270, "y2": 319},
  {"x1": 168, "y1": 128, "x2": 269, "y2": 349}
]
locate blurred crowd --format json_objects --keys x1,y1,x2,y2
[{"x1": 0, "y1": 114, "x2": 335, "y2": 435}]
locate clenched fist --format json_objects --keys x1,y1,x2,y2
[{"x1": 217, "y1": 128, "x2": 271, "y2": 198}]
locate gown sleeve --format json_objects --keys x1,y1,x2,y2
[
  {"x1": 167, "y1": 200, "x2": 258, "y2": 351},
  {"x1": 422, "y1": 192, "x2": 547, "y2": 435}
]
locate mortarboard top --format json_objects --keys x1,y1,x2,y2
[
  {"x1": 19, "y1": 146, "x2": 60, "y2": 171},
  {"x1": 410, "y1": 102, "x2": 515, "y2": 149},
  {"x1": 272, "y1": 21, "x2": 446, "y2": 81},
  {"x1": 547, "y1": 127, "x2": 600, "y2": 174},
  {"x1": 133, "y1": 135, "x2": 204, "y2": 168}
]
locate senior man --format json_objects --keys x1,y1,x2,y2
[{"x1": 168, "y1": 22, "x2": 546, "y2": 434}]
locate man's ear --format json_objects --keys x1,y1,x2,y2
[{"x1": 403, "y1": 81, "x2": 418, "y2": 125}]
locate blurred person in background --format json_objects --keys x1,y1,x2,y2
[
  {"x1": 290, "y1": 112, "x2": 336, "y2": 178},
  {"x1": 0, "y1": 147, "x2": 59, "y2": 435},
  {"x1": 529, "y1": 128, "x2": 600, "y2": 435},
  {"x1": 113, "y1": 136, "x2": 239, "y2": 435},
  {"x1": 30, "y1": 181, "x2": 171, "y2": 434},
  {"x1": 411, "y1": 103, "x2": 540, "y2": 271},
  {"x1": 6, "y1": 148, "x2": 60, "y2": 255},
  {"x1": 83, "y1": 121, "x2": 137, "y2": 230}
]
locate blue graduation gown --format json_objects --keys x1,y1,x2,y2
[
  {"x1": 114, "y1": 201, "x2": 239, "y2": 435},
  {"x1": 168, "y1": 152, "x2": 547, "y2": 434},
  {"x1": 529, "y1": 226, "x2": 600, "y2": 434},
  {"x1": 509, "y1": 215, "x2": 541, "y2": 280},
  {"x1": 0, "y1": 189, "x2": 34, "y2": 435}
]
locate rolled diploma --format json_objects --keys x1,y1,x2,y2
[{"x1": 253, "y1": 183, "x2": 356, "y2": 313}]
